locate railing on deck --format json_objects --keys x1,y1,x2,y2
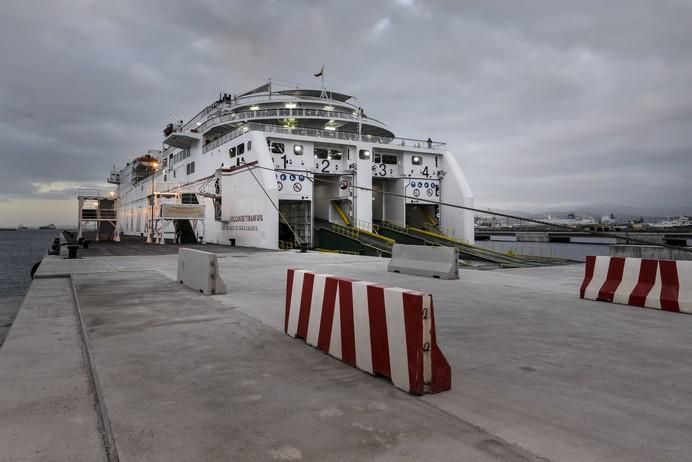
[
  {"x1": 80, "y1": 209, "x2": 117, "y2": 220},
  {"x1": 330, "y1": 222, "x2": 359, "y2": 240},
  {"x1": 203, "y1": 123, "x2": 447, "y2": 153},
  {"x1": 198, "y1": 108, "x2": 377, "y2": 133},
  {"x1": 77, "y1": 187, "x2": 116, "y2": 199}
]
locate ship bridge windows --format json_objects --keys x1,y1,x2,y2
[
  {"x1": 315, "y1": 148, "x2": 328, "y2": 160},
  {"x1": 229, "y1": 146, "x2": 236, "y2": 158}
]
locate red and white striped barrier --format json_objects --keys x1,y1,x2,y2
[
  {"x1": 580, "y1": 256, "x2": 692, "y2": 314},
  {"x1": 284, "y1": 269, "x2": 451, "y2": 395}
]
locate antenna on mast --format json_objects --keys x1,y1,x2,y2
[{"x1": 314, "y1": 65, "x2": 326, "y2": 98}]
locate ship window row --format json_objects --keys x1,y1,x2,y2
[
  {"x1": 269, "y1": 141, "x2": 303, "y2": 156},
  {"x1": 181, "y1": 192, "x2": 199, "y2": 204},
  {"x1": 172, "y1": 148, "x2": 191, "y2": 164},
  {"x1": 378, "y1": 154, "x2": 398, "y2": 165},
  {"x1": 314, "y1": 148, "x2": 343, "y2": 160},
  {"x1": 229, "y1": 141, "x2": 251, "y2": 158}
]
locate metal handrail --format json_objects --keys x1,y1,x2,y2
[
  {"x1": 80, "y1": 210, "x2": 117, "y2": 220},
  {"x1": 203, "y1": 123, "x2": 447, "y2": 153},
  {"x1": 197, "y1": 108, "x2": 385, "y2": 134},
  {"x1": 331, "y1": 222, "x2": 358, "y2": 240}
]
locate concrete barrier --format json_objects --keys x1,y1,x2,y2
[
  {"x1": 387, "y1": 244, "x2": 459, "y2": 280},
  {"x1": 580, "y1": 256, "x2": 691, "y2": 314},
  {"x1": 177, "y1": 248, "x2": 226, "y2": 295},
  {"x1": 284, "y1": 269, "x2": 451, "y2": 395}
]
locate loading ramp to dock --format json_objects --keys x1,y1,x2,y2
[
  {"x1": 314, "y1": 219, "x2": 393, "y2": 257},
  {"x1": 314, "y1": 218, "x2": 573, "y2": 268},
  {"x1": 376, "y1": 221, "x2": 574, "y2": 268}
]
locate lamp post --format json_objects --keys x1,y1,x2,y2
[{"x1": 146, "y1": 161, "x2": 160, "y2": 244}]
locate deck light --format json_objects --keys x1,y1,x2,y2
[
  {"x1": 412, "y1": 156, "x2": 422, "y2": 164},
  {"x1": 293, "y1": 145, "x2": 303, "y2": 155},
  {"x1": 323, "y1": 105, "x2": 334, "y2": 111},
  {"x1": 250, "y1": 105, "x2": 260, "y2": 111},
  {"x1": 325, "y1": 126, "x2": 336, "y2": 131},
  {"x1": 285, "y1": 103, "x2": 297, "y2": 109}
]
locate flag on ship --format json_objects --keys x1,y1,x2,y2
[{"x1": 314, "y1": 66, "x2": 324, "y2": 77}]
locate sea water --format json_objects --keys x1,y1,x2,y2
[
  {"x1": 0, "y1": 229, "x2": 58, "y2": 345},
  {"x1": 0, "y1": 229, "x2": 58, "y2": 297}
]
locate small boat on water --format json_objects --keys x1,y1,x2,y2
[{"x1": 39, "y1": 224, "x2": 56, "y2": 230}]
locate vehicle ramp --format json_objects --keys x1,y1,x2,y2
[
  {"x1": 314, "y1": 219, "x2": 392, "y2": 257},
  {"x1": 406, "y1": 226, "x2": 572, "y2": 268},
  {"x1": 376, "y1": 222, "x2": 571, "y2": 268}
]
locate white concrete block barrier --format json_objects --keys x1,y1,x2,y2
[
  {"x1": 388, "y1": 244, "x2": 459, "y2": 279},
  {"x1": 580, "y1": 256, "x2": 692, "y2": 314},
  {"x1": 177, "y1": 248, "x2": 227, "y2": 295},
  {"x1": 284, "y1": 269, "x2": 451, "y2": 395}
]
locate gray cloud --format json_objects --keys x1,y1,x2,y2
[{"x1": 1, "y1": 0, "x2": 691, "y2": 220}]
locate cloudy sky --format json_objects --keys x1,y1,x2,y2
[{"x1": 1, "y1": 0, "x2": 691, "y2": 226}]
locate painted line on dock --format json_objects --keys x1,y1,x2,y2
[{"x1": 69, "y1": 276, "x2": 121, "y2": 462}]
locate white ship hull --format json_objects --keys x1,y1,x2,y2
[{"x1": 112, "y1": 83, "x2": 475, "y2": 250}]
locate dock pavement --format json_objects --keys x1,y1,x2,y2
[{"x1": 1, "y1": 245, "x2": 692, "y2": 461}]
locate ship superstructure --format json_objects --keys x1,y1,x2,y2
[{"x1": 108, "y1": 80, "x2": 475, "y2": 250}]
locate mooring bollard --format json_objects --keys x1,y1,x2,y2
[
  {"x1": 82, "y1": 239, "x2": 90, "y2": 249},
  {"x1": 228, "y1": 238, "x2": 236, "y2": 247},
  {"x1": 299, "y1": 242, "x2": 308, "y2": 253},
  {"x1": 67, "y1": 245, "x2": 79, "y2": 259}
]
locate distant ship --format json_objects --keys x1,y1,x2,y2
[
  {"x1": 17, "y1": 224, "x2": 29, "y2": 230},
  {"x1": 649, "y1": 216, "x2": 691, "y2": 229},
  {"x1": 39, "y1": 224, "x2": 56, "y2": 230}
]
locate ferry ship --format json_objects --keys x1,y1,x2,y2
[{"x1": 105, "y1": 80, "x2": 475, "y2": 250}]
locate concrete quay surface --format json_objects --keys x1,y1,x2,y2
[{"x1": 2, "y1": 248, "x2": 692, "y2": 461}]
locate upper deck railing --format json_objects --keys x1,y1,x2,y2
[
  {"x1": 182, "y1": 90, "x2": 359, "y2": 128},
  {"x1": 196, "y1": 107, "x2": 387, "y2": 134},
  {"x1": 77, "y1": 186, "x2": 116, "y2": 199},
  {"x1": 202, "y1": 123, "x2": 447, "y2": 153}
]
